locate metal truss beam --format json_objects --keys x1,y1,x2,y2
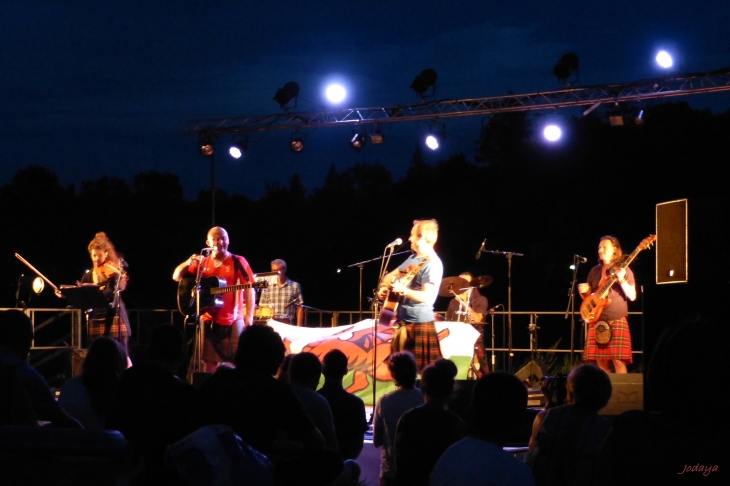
[{"x1": 183, "y1": 67, "x2": 730, "y2": 136}]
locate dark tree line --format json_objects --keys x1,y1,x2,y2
[{"x1": 2, "y1": 101, "x2": 728, "y2": 352}]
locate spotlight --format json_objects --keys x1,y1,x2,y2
[
  {"x1": 200, "y1": 136, "x2": 214, "y2": 157},
  {"x1": 543, "y1": 124, "x2": 562, "y2": 142},
  {"x1": 634, "y1": 109, "x2": 645, "y2": 125},
  {"x1": 425, "y1": 123, "x2": 445, "y2": 150},
  {"x1": 369, "y1": 127, "x2": 384, "y2": 145},
  {"x1": 349, "y1": 129, "x2": 366, "y2": 152},
  {"x1": 326, "y1": 84, "x2": 347, "y2": 104},
  {"x1": 410, "y1": 69, "x2": 438, "y2": 98},
  {"x1": 273, "y1": 81, "x2": 300, "y2": 109},
  {"x1": 609, "y1": 115, "x2": 624, "y2": 126},
  {"x1": 290, "y1": 135, "x2": 305, "y2": 154},
  {"x1": 553, "y1": 53, "x2": 579, "y2": 82},
  {"x1": 655, "y1": 50, "x2": 673, "y2": 69},
  {"x1": 228, "y1": 134, "x2": 249, "y2": 159}
]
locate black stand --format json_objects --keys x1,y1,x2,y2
[
  {"x1": 565, "y1": 255, "x2": 584, "y2": 365},
  {"x1": 515, "y1": 314, "x2": 547, "y2": 387},
  {"x1": 477, "y1": 248, "x2": 523, "y2": 373},
  {"x1": 187, "y1": 249, "x2": 215, "y2": 378}
]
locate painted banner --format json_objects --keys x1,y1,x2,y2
[{"x1": 267, "y1": 319, "x2": 479, "y2": 406}]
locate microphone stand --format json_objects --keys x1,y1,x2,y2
[
  {"x1": 348, "y1": 248, "x2": 409, "y2": 421},
  {"x1": 480, "y1": 249, "x2": 523, "y2": 373},
  {"x1": 190, "y1": 249, "x2": 212, "y2": 376},
  {"x1": 564, "y1": 256, "x2": 583, "y2": 365}
]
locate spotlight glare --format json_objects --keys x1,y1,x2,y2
[
  {"x1": 290, "y1": 137, "x2": 305, "y2": 154},
  {"x1": 349, "y1": 132, "x2": 365, "y2": 151},
  {"x1": 543, "y1": 124, "x2": 562, "y2": 142},
  {"x1": 229, "y1": 146, "x2": 242, "y2": 159},
  {"x1": 325, "y1": 84, "x2": 346, "y2": 103},
  {"x1": 656, "y1": 50, "x2": 673, "y2": 68},
  {"x1": 425, "y1": 135, "x2": 439, "y2": 150}
]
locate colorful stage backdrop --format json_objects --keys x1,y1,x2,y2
[{"x1": 268, "y1": 320, "x2": 480, "y2": 406}]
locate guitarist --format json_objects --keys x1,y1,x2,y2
[
  {"x1": 581, "y1": 235, "x2": 637, "y2": 374},
  {"x1": 377, "y1": 219, "x2": 444, "y2": 372},
  {"x1": 172, "y1": 227, "x2": 256, "y2": 372}
]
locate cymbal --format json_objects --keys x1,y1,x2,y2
[
  {"x1": 439, "y1": 276, "x2": 470, "y2": 297},
  {"x1": 471, "y1": 275, "x2": 494, "y2": 288}
]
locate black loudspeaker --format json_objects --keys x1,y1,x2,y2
[
  {"x1": 656, "y1": 199, "x2": 687, "y2": 284},
  {"x1": 514, "y1": 359, "x2": 547, "y2": 388},
  {"x1": 599, "y1": 373, "x2": 643, "y2": 416}
]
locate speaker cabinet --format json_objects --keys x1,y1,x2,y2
[
  {"x1": 656, "y1": 199, "x2": 687, "y2": 284},
  {"x1": 599, "y1": 373, "x2": 643, "y2": 416}
]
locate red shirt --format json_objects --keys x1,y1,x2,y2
[{"x1": 187, "y1": 254, "x2": 255, "y2": 325}]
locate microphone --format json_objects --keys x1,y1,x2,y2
[
  {"x1": 284, "y1": 298, "x2": 299, "y2": 308},
  {"x1": 487, "y1": 304, "x2": 503, "y2": 314},
  {"x1": 574, "y1": 254, "x2": 588, "y2": 264},
  {"x1": 200, "y1": 246, "x2": 219, "y2": 254},
  {"x1": 385, "y1": 238, "x2": 403, "y2": 249},
  {"x1": 475, "y1": 239, "x2": 486, "y2": 259}
]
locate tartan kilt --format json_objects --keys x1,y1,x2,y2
[
  {"x1": 87, "y1": 313, "x2": 130, "y2": 341},
  {"x1": 583, "y1": 316, "x2": 633, "y2": 363},
  {"x1": 404, "y1": 321, "x2": 442, "y2": 372},
  {"x1": 202, "y1": 320, "x2": 242, "y2": 364}
]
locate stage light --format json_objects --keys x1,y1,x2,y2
[
  {"x1": 273, "y1": 81, "x2": 300, "y2": 109},
  {"x1": 634, "y1": 109, "x2": 645, "y2": 125},
  {"x1": 326, "y1": 84, "x2": 346, "y2": 103},
  {"x1": 369, "y1": 127, "x2": 384, "y2": 145},
  {"x1": 543, "y1": 124, "x2": 562, "y2": 142},
  {"x1": 228, "y1": 134, "x2": 249, "y2": 159},
  {"x1": 349, "y1": 128, "x2": 366, "y2": 151},
  {"x1": 290, "y1": 135, "x2": 305, "y2": 153},
  {"x1": 656, "y1": 50, "x2": 673, "y2": 69},
  {"x1": 553, "y1": 53, "x2": 579, "y2": 82},
  {"x1": 410, "y1": 69, "x2": 437, "y2": 98},
  {"x1": 200, "y1": 136, "x2": 214, "y2": 157},
  {"x1": 425, "y1": 122, "x2": 445, "y2": 150}
]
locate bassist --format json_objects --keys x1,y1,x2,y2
[
  {"x1": 581, "y1": 235, "x2": 636, "y2": 374},
  {"x1": 377, "y1": 219, "x2": 444, "y2": 372},
  {"x1": 172, "y1": 226, "x2": 256, "y2": 372}
]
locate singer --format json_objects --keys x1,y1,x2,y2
[
  {"x1": 258, "y1": 259, "x2": 304, "y2": 326},
  {"x1": 377, "y1": 219, "x2": 444, "y2": 372},
  {"x1": 581, "y1": 235, "x2": 636, "y2": 374},
  {"x1": 172, "y1": 226, "x2": 256, "y2": 372}
]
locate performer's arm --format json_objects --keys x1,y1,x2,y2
[
  {"x1": 392, "y1": 280, "x2": 438, "y2": 305},
  {"x1": 377, "y1": 267, "x2": 401, "y2": 300},
  {"x1": 172, "y1": 255, "x2": 199, "y2": 282},
  {"x1": 614, "y1": 268, "x2": 636, "y2": 301},
  {"x1": 243, "y1": 288, "x2": 256, "y2": 327}
]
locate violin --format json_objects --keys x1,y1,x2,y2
[{"x1": 97, "y1": 259, "x2": 129, "y2": 286}]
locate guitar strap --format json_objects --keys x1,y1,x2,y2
[{"x1": 231, "y1": 254, "x2": 251, "y2": 284}]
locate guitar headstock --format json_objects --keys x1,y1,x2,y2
[{"x1": 640, "y1": 234, "x2": 657, "y2": 250}]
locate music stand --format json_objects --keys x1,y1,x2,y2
[{"x1": 59, "y1": 284, "x2": 110, "y2": 346}]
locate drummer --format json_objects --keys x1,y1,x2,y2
[
  {"x1": 445, "y1": 272, "x2": 490, "y2": 375},
  {"x1": 258, "y1": 259, "x2": 304, "y2": 326}
]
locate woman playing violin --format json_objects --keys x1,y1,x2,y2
[{"x1": 80, "y1": 232, "x2": 131, "y2": 352}]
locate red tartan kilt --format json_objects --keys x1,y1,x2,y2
[{"x1": 583, "y1": 316, "x2": 633, "y2": 362}]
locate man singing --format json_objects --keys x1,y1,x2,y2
[{"x1": 172, "y1": 227, "x2": 255, "y2": 372}]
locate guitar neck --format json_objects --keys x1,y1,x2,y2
[
  {"x1": 595, "y1": 244, "x2": 644, "y2": 298},
  {"x1": 210, "y1": 283, "x2": 258, "y2": 295}
]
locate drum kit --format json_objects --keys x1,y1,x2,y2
[{"x1": 439, "y1": 274, "x2": 493, "y2": 323}]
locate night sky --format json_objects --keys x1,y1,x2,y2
[{"x1": 2, "y1": 1, "x2": 730, "y2": 200}]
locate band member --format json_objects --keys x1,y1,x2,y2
[
  {"x1": 258, "y1": 259, "x2": 304, "y2": 326},
  {"x1": 581, "y1": 235, "x2": 636, "y2": 374},
  {"x1": 81, "y1": 232, "x2": 131, "y2": 352},
  {"x1": 445, "y1": 272, "x2": 489, "y2": 374},
  {"x1": 378, "y1": 219, "x2": 444, "y2": 372},
  {"x1": 172, "y1": 227, "x2": 255, "y2": 372}
]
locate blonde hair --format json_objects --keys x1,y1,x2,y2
[{"x1": 413, "y1": 219, "x2": 439, "y2": 245}]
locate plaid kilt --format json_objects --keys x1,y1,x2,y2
[
  {"x1": 403, "y1": 321, "x2": 442, "y2": 372},
  {"x1": 87, "y1": 307, "x2": 130, "y2": 341},
  {"x1": 202, "y1": 320, "x2": 242, "y2": 364},
  {"x1": 583, "y1": 316, "x2": 633, "y2": 363}
]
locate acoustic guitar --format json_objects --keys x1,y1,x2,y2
[
  {"x1": 177, "y1": 276, "x2": 267, "y2": 316},
  {"x1": 378, "y1": 256, "x2": 430, "y2": 326},
  {"x1": 579, "y1": 234, "x2": 656, "y2": 324}
]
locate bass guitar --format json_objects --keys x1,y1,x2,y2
[
  {"x1": 579, "y1": 234, "x2": 656, "y2": 324},
  {"x1": 177, "y1": 276, "x2": 267, "y2": 316},
  {"x1": 378, "y1": 256, "x2": 431, "y2": 326}
]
